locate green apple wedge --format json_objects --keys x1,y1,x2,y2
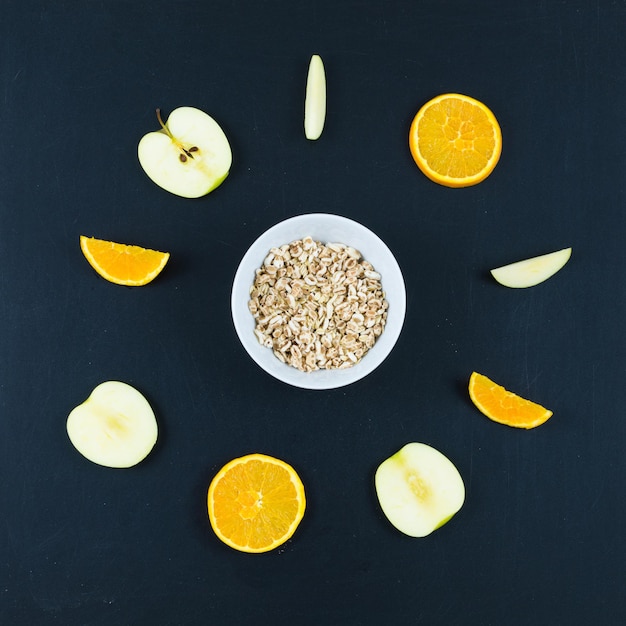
[
  {"x1": 138, "y1": 106, "x2": 232, "y2": 198},
  {"x1": 375, "y1": 442, "x2": 465, "y2": 537},
  {"x1": 66, "y1": 381, "x2": 158, "y2": 468},
  {"x1": 490, "y1": 247, "x2": 572, "y2": 288},
  {"x1": 304, "y1": 54, "x2": 326, "y2": 140}
]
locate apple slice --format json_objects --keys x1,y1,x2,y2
[
  {"x1": 490, "y1": 247, "x2": 572, "y2": 288},
  {"x1": 304, "y1": 54, "x2": 326, "y2": 140},
  {"x1": 138, "y1": 106, "x2": 232, "y2": 198},
  {"x1": 66, "y1": 381, "x2": 158, "y2": 468},
  {"x1": 375, "y1": 442, "x2": 465, "y2": 537}
]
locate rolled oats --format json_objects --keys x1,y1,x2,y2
[{"x1": 248, "y1": 237, "x2": 389, "y2": 372}]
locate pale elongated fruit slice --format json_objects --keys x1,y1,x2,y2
[
  {"x1": 304, "y1": 54, "x2": 326, "y2": 140},
  {"x1": 490, "y1": 247, "x2": 571, "y2": 288},
  {"x1": 66, "y1": 381, "x2": 158, "y2": 468},
  {"x1": 375, "y1": 442, "x2": 465, "y2": 537},
  {"x1": 138, "y1": 106, "x2": 232, "y2": 198}
]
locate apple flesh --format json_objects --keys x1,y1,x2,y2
[
  {"x1": 490, "y1": 247, "x2": 572, "y2": 288},
  {"x1": 138, "y1": 106, "x2": 232, "y2": 198},
  {"x1": 375, "y1": 442, "x2": 465, "y2": 537},
  {"x1": 304, "y1": 54, "x2": 326, "y2": 140},
  {"x1": 66, "y1": 381, "x2": 158, "y2": 468}
]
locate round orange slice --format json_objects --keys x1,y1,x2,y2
[
  {"x1": 409, "y1": 93, "x2": 502, "y2": 187},
  {"x1": 468, "y1": 372, "x2": 553, "y2": 429},
  {"x1": 207, "y1": 453, "x2": 306, "y2": 553},
  {"x1": 80, "y1": 236, "x2": 170, "y2": 286}
]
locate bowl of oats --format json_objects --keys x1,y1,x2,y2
[{"x1": 231, "y1": 213, "x2": 406, "y2": 390}]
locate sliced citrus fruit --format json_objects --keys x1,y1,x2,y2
[
  {"x1": 409, "y1": 93, "x2": 502, "y2": 187},
  {"x1": 207, "y1": 453, "x2": 306, "y2": 553},
  {"x1": 468, "y1": 372, "x2": 553, "y2": 429},
  {"x1": 80, "y1": 236, "x2": 170, "y2": 286}
]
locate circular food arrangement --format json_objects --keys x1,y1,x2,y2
[{"x1": 67, "y1": 56, "x2": 571, "y2": 551}]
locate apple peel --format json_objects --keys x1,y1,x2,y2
[
  {"x1": 490, "y1": 247, "x2": 572, "y2": 288},
  {"x1": 304, "y1": 54, "x2": 326, "y2": 140}
]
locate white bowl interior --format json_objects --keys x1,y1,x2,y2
[{"x1": 231, "y1": 213, "x2": 406, "y2": 390}]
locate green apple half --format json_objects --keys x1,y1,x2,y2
[
  {"x1": 375, "y1": 442, "x2": 465, "y2": 537},
  {"x1": 490, "y1": 247, "x2": 572, "y2": 288},
  {"x1": 138, "y1": 106, "x2": 232, "y2": 198},
  {"x1": 66, "y1": 381, "x2": 158, "y2": 468}
]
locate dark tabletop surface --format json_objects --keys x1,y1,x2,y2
[{"x1": 1, "y1": 1, "x2": 625, "y2": 624}]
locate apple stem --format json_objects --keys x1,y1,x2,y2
[
  {"x1": 155, "y1": 108, "x2": 171, "y2": 137},
  {"x1": 155, "y1": 108, "x2": 196, "y2": 161}
]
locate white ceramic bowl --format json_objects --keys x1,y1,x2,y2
[{"x1": 231, "y1": 213, "x2": 406, "y2": 390}]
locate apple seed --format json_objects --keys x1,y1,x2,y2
[{"x1": 156, "y1": 107, "x2": 196, "y2": 161}]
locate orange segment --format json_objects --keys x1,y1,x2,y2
[
  {"x1": 468, "y1": 372, "x2": 553, "y2": 429},
  {"x1": 80, "y1": 236, "x2": 169, "y2": 286},
  {"x1": 207, "y1": 453, "x2": 306, "y2": 553},
  {"x1": 409, "y1": 93, "x2": 502, "y2": 187}
]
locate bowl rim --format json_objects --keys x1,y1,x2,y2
[{"x1": 231, "y1": 213, "x2": 406, "y2": 390}]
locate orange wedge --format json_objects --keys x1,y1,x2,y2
[
  {"x1": 207, "y1": 453, "x2": 306, "y2": 553},
  {"x1": 468, "y1": 372, "x2": 553, "y2": 429},
  {"x1": 80, "y1": 236, "x2": 170, "y2": 286},
  {"x1": 409, "y1": 93, "x2": 502, "y2": 187}
]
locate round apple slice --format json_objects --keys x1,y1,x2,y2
[
  {"x1": 66, "y1": 381, "x2": 158, "y2": 468},
  {"x1": 138, "y1": 106, "x2": 232, "y2": 198},
  {"x1": 375, "y1": 442, "x2": 465, "y2": 537},
  {"x1": 490, "y1": 247, "x2": 572, "y2": 288}
]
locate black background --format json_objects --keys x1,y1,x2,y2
[{"x1": 1, "y1": 1, "x2": 625, "y2": 624}]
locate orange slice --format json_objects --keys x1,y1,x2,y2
[
  {"x1": 207, "y1": 453, "x2": 306, "y2": 553},
  {"x1": 409, "y1": 93, "x2": 502, "y2": 187},
  {"x1": 80, "y1": 236, "x2": 170, "y2": 286},
  {"x1": 468, "y1": 372, "x2": 553, "y2": 429}
]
